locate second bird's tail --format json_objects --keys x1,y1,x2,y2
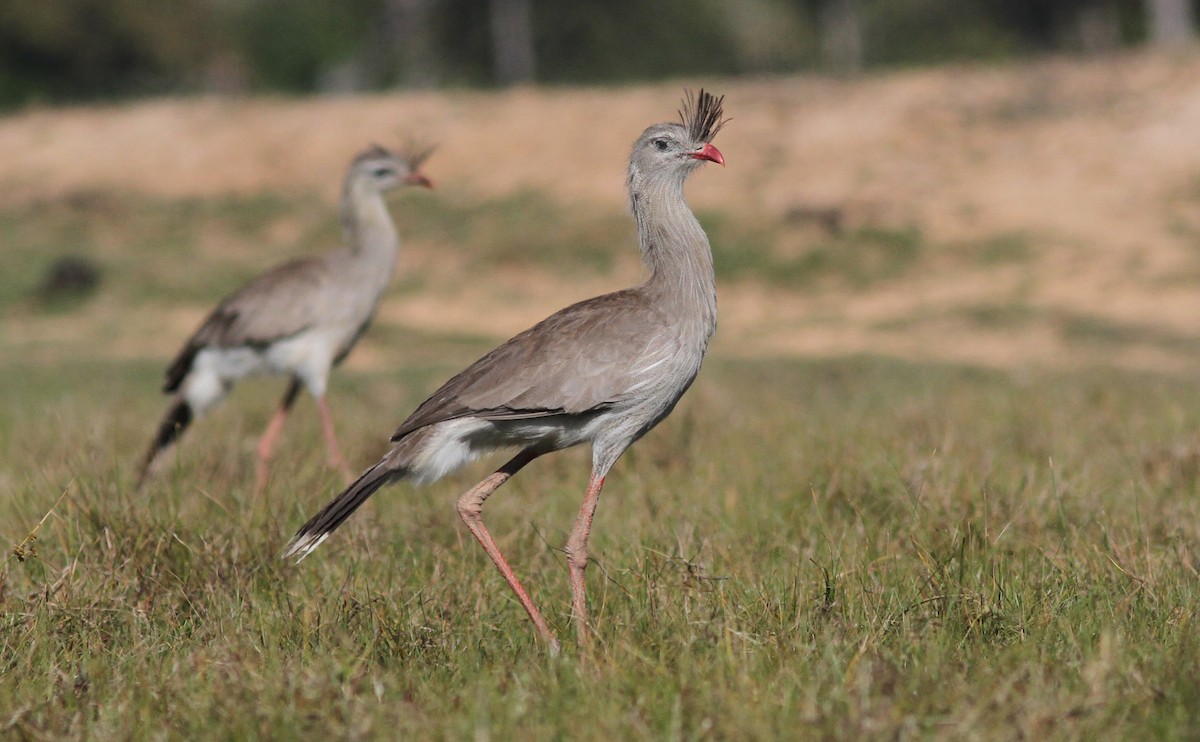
[{"x1": 135, "y1": 398, "x2": 194, "y2": 490}]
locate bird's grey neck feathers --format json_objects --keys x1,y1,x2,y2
[
  {"x1": 629, "y1": 168, "x2": 717, "y2": 336},
  {"x1": 340, "y1": 180, "x2": 401, "y2": 272}
]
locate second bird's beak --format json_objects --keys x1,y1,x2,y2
[
  {"x1": 689, "y1": 142, "x2": 725, "y2": 166},
  {"x1": 406, "y1": 172, "x2": 435, "y2": 189}
]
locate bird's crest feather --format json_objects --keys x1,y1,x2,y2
[
  {"x1": 402, "y1": 142, "x2": 437, "y2": 171},
  {"x1": 679, "y1": 89, "x2": 727, "y2": 144},
  {"x1": 351, "y1": 141, "x2": 435, "y2": 173},
  {"x1": 357, "y1": 143, "x2": 394, "y2": 163}
]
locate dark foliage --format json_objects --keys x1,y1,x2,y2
[{"x1": 0, "y1": 0, "x2": 1193, "y2": 109}]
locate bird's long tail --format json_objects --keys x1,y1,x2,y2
[
  {"x1": 282, "y1": 459, "x2": 402, "y2": 561},
  {"x1": 136, "y1": 398, "x2": 194, "y2": 490}
]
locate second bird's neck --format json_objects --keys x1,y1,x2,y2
[
  {"x1": 631, "y1": 173, "x2": 718, "y2": 335},
  {"x1": 341, "y1": 186, "x2": 401, "y2": 268}
]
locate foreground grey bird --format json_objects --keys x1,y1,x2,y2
[
  {"x1": 136, "y1": 145, "x2": 434, "y2": 491},
  {"x1": 284, "y1": 91, "x2": 728, "y2": 651}
]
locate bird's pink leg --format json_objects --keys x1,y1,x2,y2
[
  {"x1": 456, "y1": 450, "x2": 560, "y2": 653},
  {"x1": 566, "y1": 472, "x2": 605, "y2": 645},
  {"x1": 316, "y1": 396, "x2": 353, "y2": 480},
  {"x1": 255, "y1": 380, "x2": 301, "y2": 492}
]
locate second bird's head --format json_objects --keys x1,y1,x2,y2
[
  {"x1": 348, "y1": 144, "x2": 435, "y2": 194},
  {"x1": 629, "y1": 89, "x2": 728, "y2": 183}
]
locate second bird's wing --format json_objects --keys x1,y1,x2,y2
[{"x1": 163, "y1": 258, "x2": 332, "y2": 392}]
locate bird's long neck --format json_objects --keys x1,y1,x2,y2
[
  {"x1": 340, "y1": 181, "x2": 400, "y2": 273},
  {"x1": 630, "y1": 171, "x2": 718, "y2": 338}
]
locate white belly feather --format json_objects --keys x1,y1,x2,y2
[{"x1": 182, "y1": 321, "x2": 358, "y2": 413}]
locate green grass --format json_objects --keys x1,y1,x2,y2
[
  {"x1": 0, "y1": 190, "x2": 307, "y2": 311},
  {"x1": 0, "y1": 188, "x2": 639, "y2": 329},
  {"x1": 876, "y1": 300, "x2": 1200, "y2": 360},
  {"x1": 0, "y1": 191, "x2": 932, "y2": 318},
  {"x1": 3, "y1": 187, "x2": 1200, "y2": 738},
  {"x1": 4, "y1": 353, "x2": 1200, "y2": 739},
  {"x1": 965, "y1": 231, "x2": 1032, "y2": 265},
  {"x1": 392, "y1": 190, "x2": 631, "y2": 275},
  {"x1": 706, "y1": 215, "x2": 925, "y2": 289}
]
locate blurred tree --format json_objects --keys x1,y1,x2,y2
[
  {"x1": 857, "y1": 0, "x2": 1021, "y2": 65},
  {"x1": 531, "y1": 0, "x2": 738, "y2": 83},
  {"x1": 1145, "y1": 0, "x2": 1196, "y2": 43},
  {"x1": 0, "y1": 0, "x2": 223, "y2": 106},
  {"x1": 980, "y1": 0, "x2": 1137, "y2": 52},
  {"x1": 489, "y1": 0, "x2": 536, "y2": 85},
  {"x1": 235, "y1": 0, "x2": 384, "y2": 92},
  {"x1": 719, "y1": 0, "x2": 815, "y2": 73},
  {"x1": 1076, "y1": 2, "x2": 1122, "y2": 52},
  {"x1": 0, "y1": 0, "x2": 1194, "y2": 110},
  {"x1": 426, "y1": 0, "x2": 490, "y2": 84},
  {"x1": 384, "y1": 0, "x2": 441, "y2": 87},
  {"x1": 818, "y1": 0, "x2": 864, "y2": 72}
]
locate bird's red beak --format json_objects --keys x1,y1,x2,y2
[
  {"x1": 690, "y1": 142, "x2": 725, "y2": 166},
  {"x1": 405, "y1": 172, "x2": 434, "y2": 189}
]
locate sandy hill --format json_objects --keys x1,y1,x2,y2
[{"x1": 4, "y1": 50, "x2": 1200, "y2": 373}]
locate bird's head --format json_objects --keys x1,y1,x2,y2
[
  {"x1": 348, "y1": 143, "x2": 435, "y2": 194},
  {"x1": 629, "y1": 89, "x2": 727, "y2": 183}
]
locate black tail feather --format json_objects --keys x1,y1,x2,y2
[
  {"x1": 282, "y1": 460, "x2": 398, "y2": 560},
  {"x1": 136, "y1": 399, "x2": 193, "y2": 489}
]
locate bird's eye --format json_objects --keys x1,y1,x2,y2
[
  {"x1": 653, "y1": 139, "x2": 669, "y2": 152},
  {"x1": 372, "y1": 167, "x2": 395, "y2": 178}
]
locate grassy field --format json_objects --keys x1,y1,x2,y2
[
  {"x1": 5, "y1": 59, "x2": 1200, "y2": 738},
  {"x1": 3, "y1": 199, "x2": 1200, "y2": 739},
  {"x1": 4, "y1": 349, "x2": 1200, "y2": 738}
]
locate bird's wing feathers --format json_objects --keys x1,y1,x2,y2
[
  {"x1": 391, "y1": 290, "x2": 677, "y2": 441},
  {"x1": 163, "y1": 258, "x2": 330, "y2": 392}
]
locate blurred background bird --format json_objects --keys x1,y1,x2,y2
[{"x1": 136, "y1": 145, "x2": 433, "y2": 491}]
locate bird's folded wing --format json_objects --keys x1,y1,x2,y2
[
  {"x1": 163, "y1": 258, "x2": 329, "y2": 391},
  {"x1": 391, "y1": 290, "x2": 678, "y2": 441}
]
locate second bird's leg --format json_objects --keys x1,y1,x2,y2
[
  {"x1": 456, "y1": 449, "x2": 560, "y2": 653},
  {"x1": 566, "y1": 472, "x2": 605, "y2": 646},
  {"x1": 255, "y1": 379, "x2": 301, "y2": 492},
  {"x1": 316, "y1": 396, "x2": 352, "y2": 480}
]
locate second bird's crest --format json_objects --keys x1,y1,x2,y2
[{"x1": 357, "y1": 142, "x2": 436, "y2": 172}]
